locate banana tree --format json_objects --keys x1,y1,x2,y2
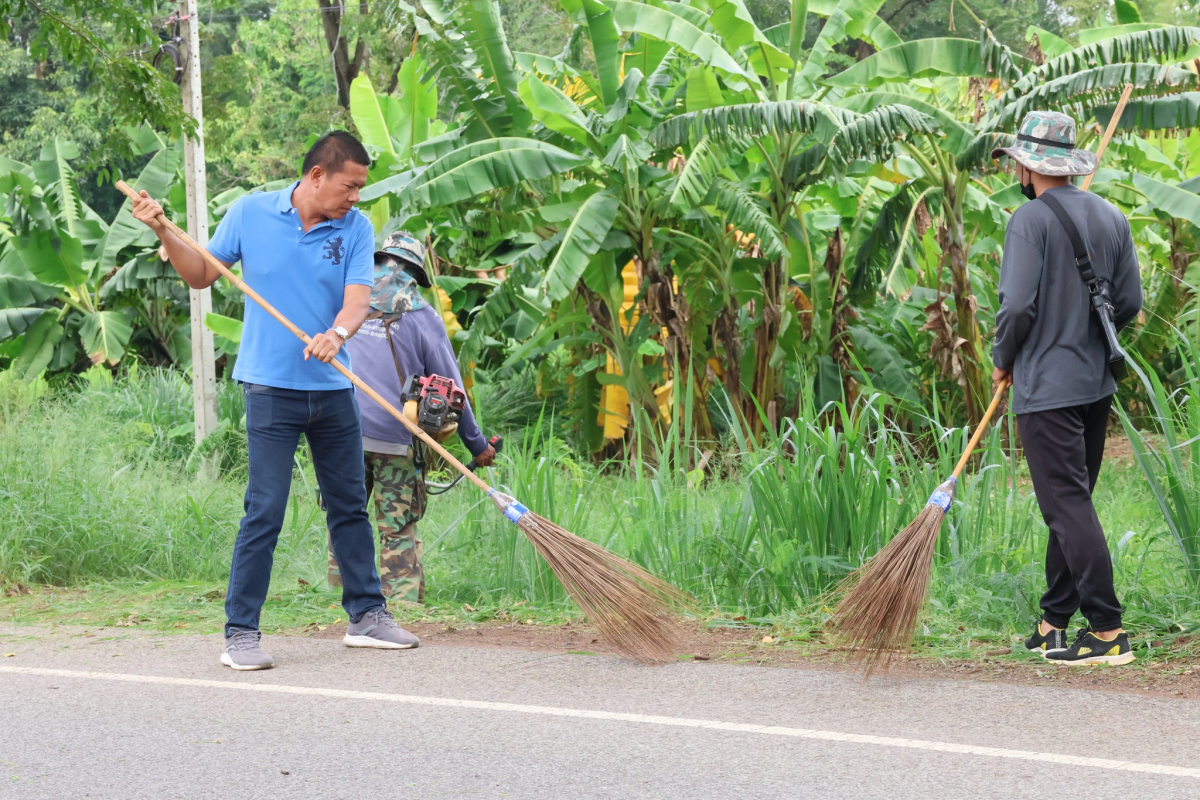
[
  {"x1": 372, "y1": 0, "x2": 767, "y2": 440},
  {"x1": 0, "y1": 134, "x2": 183, "y2": 376},
  {"x1": 645, "y1": 0, "x2": 941, "y2": 427},
  {"x1": 823, "y1": 24, "x2": 1200, "y2": 422}
]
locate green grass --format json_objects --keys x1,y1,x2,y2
[{"x1": 1, "y1": 366, "x2": 1198, "y2": 662}]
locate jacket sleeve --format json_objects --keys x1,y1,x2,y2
[
  {"x1": 418, "y1": 311, "x2": 489, "y2": 457},
  {"x1": 992, "y1": 228, "x2": 1044, "y2": 371},
  {"x1": 1110, "y1": 215, "x2": 1143, "y2": 330}
]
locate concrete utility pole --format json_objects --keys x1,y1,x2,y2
[{"x1": 180, "y1": 0, "x2": 218, "y2": 443}]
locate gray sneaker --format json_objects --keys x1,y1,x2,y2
[
  {"x1": 220, "y1": 630, "x2": 276, "y2": 671},
  {"x1": 344, "y1": 607, "x2": 419, "y2": 649}
]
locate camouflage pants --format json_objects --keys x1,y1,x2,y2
[{"x1": 328, "y1": 449, "x2": 426, "y2": 603}]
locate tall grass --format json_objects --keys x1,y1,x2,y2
[
  {"x1": 0, "y1": 365, "x2": 1188, "y2": 641},
  {"x1": 0, "y1": 368, "x2": 317, "y2": 585},
  {"x1": 428, "y1": 380, "x2": 1047, "y2": 619},
  {"x1": 1119, "y1": 332, "x2": 1200, "y2": 594}
]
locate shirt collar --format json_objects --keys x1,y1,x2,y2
[
  {"x1": 275, "y1": 180, "x2": 352, "y2": 229},
  {"x1": 276, "y1": 181, "x2": 301, "y2": 213}
]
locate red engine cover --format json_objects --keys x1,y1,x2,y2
[{"x1": 410, "y1": 374, "x2": 466, "y2": 416}]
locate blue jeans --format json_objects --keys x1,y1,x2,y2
[{"x1": 226, "y1": 384, "x2": 385, "y2": 636}]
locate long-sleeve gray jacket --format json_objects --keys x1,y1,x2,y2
[
  {"x1": 992, "y1": 184, "x2": 1142, "y2": 415},
  {"x1": 345, "y1": 305, "x2": 488, "y2": 457}
]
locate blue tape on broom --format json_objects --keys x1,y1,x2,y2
[
  {"x1": 926, "y1": 477, "x2": 957, "y2": 512},
  {"x1": 503, "y1": 501, "x2": 529, "y2": 524},
  {"x1": 927, "y1": 491, "x2": 953, "y2": 512}
]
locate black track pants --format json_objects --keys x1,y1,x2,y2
[{"x1": 1017, "y1": 395, "x2": 1123, "y2": 631}]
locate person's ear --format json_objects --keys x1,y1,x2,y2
[{"x1": 309, "y1": 165, "x2": 324, "y2": 187}]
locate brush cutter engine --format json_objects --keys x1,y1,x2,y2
[{"x1": 402, "y1": 374, "x2": 466, "y2": 440}]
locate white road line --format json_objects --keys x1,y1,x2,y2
[{"x1": 3, "y1": 665, "x2": 1197, "y2": 779}]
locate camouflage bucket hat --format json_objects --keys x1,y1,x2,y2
[
  {"x1": 376, "y1": 231, "x2": 432, "y2": 288},
  {"x1": 991, "y1": 111, "x2": 1098, "y2": 177}
]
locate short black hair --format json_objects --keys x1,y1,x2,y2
[{"x1": 301, "y1": 130, "x2": 371, "y2": 177}]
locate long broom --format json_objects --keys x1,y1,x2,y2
[
  {"x1": 827, "y1": 380, "x2": 1008, "y2": 672},
  {"x1": 827, "y1": 84, "x2": 1135, "y2": 672},
  {"x1": 116, "y1": 181, "x2": 686, "y2": 664}
]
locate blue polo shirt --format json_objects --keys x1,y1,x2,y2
[{"x1": 207, "y1": 181, "x2": 375, "y2": 391}]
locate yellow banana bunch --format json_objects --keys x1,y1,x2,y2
[
  {"x1": 726, "y1": 223, "x2": 756, "y2": 248},
  {"x1": 434, "y1": 286, "x2": 462, "y2": 339}
]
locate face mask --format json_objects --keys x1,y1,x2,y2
[
  {"x1": 1020, "y1": 175, "x2": 1037, "y2": 201},
  {"x1": 370, "y1": 256, "x2": 427, "y2": 314}
]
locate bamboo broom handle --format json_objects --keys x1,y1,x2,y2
[
  {"x1": 1080, "y1": 82, "x2": 1133, "y2": 192},
  {"x1": 115, "y1": 181, "x2": 493, "y2": 496},
  {"x1": 951, "y1": 379, "x2": 1010, "y2": 479}
]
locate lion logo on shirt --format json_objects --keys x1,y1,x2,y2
[{"x1": 322, "y1": 236, "x2": 345, "y2": 266}]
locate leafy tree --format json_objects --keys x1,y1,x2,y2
[
  {"x1": 0, "y1": 1, "x2": 192, "y2": 142},
  {"x1": 0, "y1": 132, "x2": 186, "y2": 373}
]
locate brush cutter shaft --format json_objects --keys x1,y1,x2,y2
[
  {"x1": 951, "y1": 379, "x2": 1010, "y2": 479},
  {"x1": 1080, "y1": 83, "x2": 1132, "y2": 193},
  {"x1": 114, "y1": 180, "x2": 492, "y2": 496}
]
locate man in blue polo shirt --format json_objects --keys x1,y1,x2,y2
[{"x1": 132, "y1": 131, "x2": 416, "y2": 670}]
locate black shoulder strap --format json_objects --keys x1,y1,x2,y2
[
  {"x1": 1036, "y1": 191, "x2": 1097, "y2": 287},
  {"x1": 367, "y1": 309, "x2": 409, "y2": 391}
]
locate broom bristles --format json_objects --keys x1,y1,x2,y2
[
  {"x1": 827, "y1": 478, "x2": 956, "y2": 674},
  {"x1": 490, "y1": 492, "x2": 688, "y2": 664}
]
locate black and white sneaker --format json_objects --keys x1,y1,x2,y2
[
  {"x1": 1045, "y1": 629, "x2": 1135, "y2": 666},
  {"x1": 1024, "y1": 624, "x2": 1068, "y2": 656}
]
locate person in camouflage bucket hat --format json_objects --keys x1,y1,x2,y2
[
  {"x1": 991, "y1": 111, "x2": 1098, "y2": 177},
  {"x1": 327, "y1": 230, "x2": 497, "y2": 609},
  {"x1": 369, "y1": 231, "x2": 431, "y2": 316},
  {"x1": 990, "y1": 107, "x2": 1143, "y2": 666}
]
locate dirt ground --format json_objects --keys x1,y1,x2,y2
[
  {"x1": 309, "y1": 617, "x2": 1200, "y2": 701},
  {"x1": 1103, "y1": 433, "x2": 1139, "y2": 467}
]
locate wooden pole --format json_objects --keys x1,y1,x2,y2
[
  {"x1": 114, "y1": 181, "x2": 493, "y2": 496},
  {"x1": 952, "y1": 379, "x2": 1009, "y2": 479},
  {"x1": 180, "y1": 0, "x2": 218, "y2": 444},
  {"x1": 1081, "y1": 82, "x2": 1134, "y2": 192}
]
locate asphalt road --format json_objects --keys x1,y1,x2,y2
[{"x1": 2, "y1": 627, "x2": 1199, "y2": 799}]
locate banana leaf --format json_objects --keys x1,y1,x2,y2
[
  {"x1": 399, "y1": 138, "x2": 586, "y2": 207},
  {"x1": 0, "y1": 307, "x2": 45, "y2": 340},
  {"x1": 462, "y1": 0, "x2": 531, "y2": 131},
  {"x1": 794, "y1": 0, "x2": 886, "y2": 97},
  {"x1": 32, "y1": 139, "x2": 83, "y2": 238},
  {"x1": 824, "y1": 38, "x2": 986, "y2": 88},
  {"x1": 838, "y1": 92, "x2": 973, "y2": 155},
  {"x1": 1133, "y1": 172, "x2": 1200, "y2": 227},
  {"x1": 1095, "y1": 92, "x2": 1200, "y2": 131},
  {"x1": 349, "y1": 74, "x2": 400, "y2": 160},
  {"x1": 79, "y1": 309, "x2": 134, "y2": 365},
  {"x1": 606, "y1": 0, "x2": 754, "y2": 83},
  {"x1": 1078, "y1": 23, "x2": 1163, "y2": 46},
  {"x1": 539, "y1": 189, "x2": 618, "y2": 302},
  {"x1": 96, "y1": 145, "x2": 182, "y2": 272}
]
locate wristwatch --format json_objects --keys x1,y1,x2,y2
[{"x1": 331, "y1": 326, "x2": 350, "y2": 342}]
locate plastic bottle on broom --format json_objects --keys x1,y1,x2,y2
[{"x1": 114, "y1": 181, "x2": 687, "y2": 664}]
